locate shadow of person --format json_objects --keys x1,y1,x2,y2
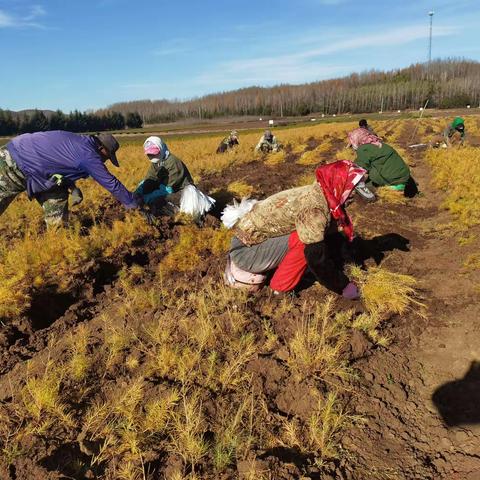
[
  {"x1": 432, "y1": 360, "x2": 480, "y2": 427},
  {"x1": 404, "y1": 176, "x2": 419, "y2": 198},
  {"x1": 206, "y1": 189, "x2": 236, "y2": 219},
  {"x1": 294, "y1": 232, "x2": 410, "y2": 293},
  {"x1": 353, "y1": 233, "x2": 410, "y2": 266}
]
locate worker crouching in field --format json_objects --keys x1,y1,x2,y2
[
  {"x1": 430, "y1": 117, "x2": 466, "y2": 148},
  {"x1": 358, "y1": 118, "x2": 379, "y2": 137},
  {"x1": 348, "y1": 128, "x2": 417, "y2": 196},
  {"x1": 222, "y1": 160, "x2": 365, "y2": 299},
  {"x1": 255, "y1": 130, "x2": 282, "y2": 153},
  {"x1": 0, "y1": 131, "x2": 139, "y2": 227},
  {"x1": 135, "y1": 136, "x2": 214, "y2": 220},
  {"x1": 216, "y1": 131, "x2": 239, "y2": 153}
]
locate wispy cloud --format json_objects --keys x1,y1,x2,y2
[
  {"x1": 315, "y1": 0, "x2": 346, "y2": 4},
  {"x1": 153, "y1": 39, "x2": 191, "y2": 57},
  {"x1": 225, "y1": 24, "x2": 458, "y2": 73},
  {"x1": 0, "y1": 4, "x2": 46, "y2": 28},
  {"x1": 192, "y1": 23, "x2": 458, "y2": 91}
]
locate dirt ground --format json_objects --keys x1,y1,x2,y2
[{"x1": 1, "y1": 126, "x2": 479, "y2": 479}]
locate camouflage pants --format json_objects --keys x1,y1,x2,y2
[{"x1": 0, "y1": 147, "x2": 69, "y2": 228}]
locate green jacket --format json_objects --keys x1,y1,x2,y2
[
  {"x1": 144, "y1": 153, "x2": 193, "y2": 193},
  {"x1": 355, "y1": 143, "x2": 410, "y2": 187}
]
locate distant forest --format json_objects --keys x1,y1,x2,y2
[
  {"x1": 0, "y1": 110, "x2": 143, "y2": 136},
  {"x1": 2, "y1": 59, "x2": 479, "y2": 136},
  {"x1": 108, "y1": 59, "x2": 480, "y2": 123}
]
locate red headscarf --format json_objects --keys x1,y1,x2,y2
[
  {"x1": 348, "y1": 128, "x2": 382, "y2": 150},
  {"x1": 315, "y1": 160, "x2": 366, "y2": 242}
]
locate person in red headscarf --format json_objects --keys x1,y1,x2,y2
[{"x1": 223, "y1": 160, "x2": 366, "y2": 298}]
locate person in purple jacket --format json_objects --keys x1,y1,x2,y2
[{"x1": 0, "y1": 130, "x2": 140, "y2": 227}]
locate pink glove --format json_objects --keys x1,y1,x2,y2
[{"x1": 342, "y1": 282, "x2": 360, "y2": 300}]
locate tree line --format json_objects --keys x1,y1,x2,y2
[
  {"x1": 0, "y1": 109, "x2": 143, "y2": 136},
  {"x1": 108, "y1": 59, "x2": 480, "y2": 122}
]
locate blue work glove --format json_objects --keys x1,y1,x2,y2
[
  {"x1": 342, "y1": 282, "x2": 360, "y2": 300},
  {"x1": 143, "y1": 185, "x2": 173, "y2": 204},
  {"x1": 134, "y1": 181, "x2": 145, "y2": 196}
]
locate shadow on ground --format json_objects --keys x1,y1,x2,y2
[{"x1": 432, "y1": 360, "x2": 480, "y2": 427}]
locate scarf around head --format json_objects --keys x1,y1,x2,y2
[
  {"x1": 315, "y1": 160, "x2": 366, "y2": 242},
  {"x1": 143, "y1": 136, "x2": 170, "y2": 163},
  {"x1": 348, "y1": 127, "x2": 382, "y2": 150}
]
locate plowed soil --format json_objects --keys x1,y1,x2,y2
[{"x1": 1, "y1": 125, "x2": 479, "y2": 479}]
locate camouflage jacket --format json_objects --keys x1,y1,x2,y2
[
  {"x1": 255, "y1": 134, "x2": 279, "y2": 151},
  {"x1": 235, "y1": 183, "x2": 331, "y2": 246}
]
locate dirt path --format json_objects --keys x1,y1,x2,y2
[{"x1": 340, "y1": 129, "x2": 480, "y2": 479}]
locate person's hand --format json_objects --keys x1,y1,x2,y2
[
  {"x1": 140, "y1": 209, "x2": 156, "y2": 225},
  {"x1": 133, "y1": 191, "x2": 145, "y2": 208},
  {"x1": 342, "y1": 282, "x2": 360, "y2": 300},
  {"x1": 70, "y1": 186, "x2": 83, "y2": 206}
]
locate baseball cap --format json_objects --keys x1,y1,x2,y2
[{"x1": 97, "y1": 133, "x2": 120, "y2": 167}]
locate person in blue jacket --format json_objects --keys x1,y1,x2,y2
[{"x1": 0, "y1": 130, "x2": 140, "y2": 227}]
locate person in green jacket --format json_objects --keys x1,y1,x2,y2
[
  {"x1": 348, "y1": 128, "x2": 413, "y2": 193},
  {"x1": 135, "y1": 136, "x2": 193, "y2": 214},
  {"x1": 355, "y1": 143, "x2": 411, "y2": 190},
  {"x1": 135, "y1": 136, "x2": 215, "y2": 219},
  {"x1": 443, "y1": 117, "x2": 466, "y2": 147}
]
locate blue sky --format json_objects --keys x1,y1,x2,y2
[{"x1": 0, "y1": 0, "x2": 479, "y2": 112}]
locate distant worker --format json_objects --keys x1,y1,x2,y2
[
  {"x1": 0, "y1": 130, "x2": 140, "y2": 227},
  {"x1": 135, "y1": 136, "x2": 214, "y2": 219},
  {"x1": 348, "y1": 128, "x2": 416, "y2": 195},
  {"x1": 222, "y1": 160, "x2": 366, "y2": 299},
  {"x1": 216, "y1": 130, "x2": 239, "y2": 154},
  {"x1": 255, "y1": 130, "x2": 282, "y2": 153},
  {"x1": 358, "y1": 118, "x2": 378, "y2": 137},
  {"x1": 443, "y1": 117, "x2": 466, "y2": 147}
]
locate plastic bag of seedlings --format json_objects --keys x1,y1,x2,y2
[
  {"x1": 221, "y1": 198, "x2": 258, "y2": 229},
  {"x1": 179, "y1": 184, "x2": 215, "y2": 218}
]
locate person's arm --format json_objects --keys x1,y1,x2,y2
[
  {"x1": 444, "y1": 126, "x2": 452, "y2": 147},
  {"x1": 303, "y1": 241, "x2": 350, "y2": 294},
  {"x1": 80, "y1": 155, "x2": 138, "y2": 208},
  {"x1": 255, "y1": 136, "x2": 265, "y2": 151},
  {"x1": 165, "y1": 156, "x2": 193, "y2": 191},
  {"x1": 355, "y1": 146, "x2": 373, "y2": 171},
  {"x1": 297, "y1": 204, "x2": 356, "y2": 296}
]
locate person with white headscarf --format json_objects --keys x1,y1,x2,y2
[{"x1": 135, "y1": 136, "x2": 215, "y2": 219}]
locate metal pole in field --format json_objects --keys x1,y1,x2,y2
[{"x1": 428, "y1": 11, "x2": 434, "y2": 65}]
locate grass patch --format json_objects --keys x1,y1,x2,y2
[
  {"x1": 227, "y1": 180, "x2": 255, "y2": 198},
  {"x1": 161, "y1": 225, "x2": 232, "y2": 272},
  {"x1": 376, "y1": 187, "x2": 407, "y2": 205}
]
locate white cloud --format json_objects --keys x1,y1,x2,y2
[
  {"x1": 0, "y1": 10, "x2": 14, "y2": 27},
  {"x1": 151, "y1": 37, "x2": 194, "y2": 57},
  {"x1": 0, "y1": 4, "x2": 45, "y2": 28},
  {"x1": 191, "y1": 23, "x2": 458, "y2": 91},
  {"x1": 316, "y1": 0, "x2": 346, "y2": 4},
  {"x1": 225, "y1": 24, "x2": 457, "y2": 73}
]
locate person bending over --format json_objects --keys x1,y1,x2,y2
[
  {"x1": 223, "y1": 160, "x2": 366, "y2": 299},
  {"x1": 0, "y1": 131, "x2": 139, "y2": 228}
]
